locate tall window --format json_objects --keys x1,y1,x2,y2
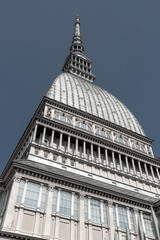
[
  {"x1": 90, "y1": 199, "x2": 101, "y2": 223},
  {"x1": 113, "y1": 204, "x2": 135, "y2": 231},
  {"x1": 52, "y1": 189, "x2": 78, "y2": 218},
  {"x1": 84, "y1": 197, "x2": 108, "y2": 225},
  {"x1": 143, "y1": 213, "x2": 155, "y2": 237},
  {"x1": 16, "y1": 180, "x2": 47, "y2": 210},
  {"x1": 96, "y1": 129, "x2": 110, "y2": 139},
  {"x1": 76, "y1": 122, "x2": 91, "y2": 132},
  {"x1": 25, "y1": 182, "x2": 40, "y2": 208},
  {"x1": 55, "y1": 114, "x2": 71, "y2": 124},
  {"x1": 60, "y1": 191, "x2": 72, "y2": 216}
]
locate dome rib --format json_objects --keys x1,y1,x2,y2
[{"x1": 46, "y1": 73, "x2": 145, "y2": 136}]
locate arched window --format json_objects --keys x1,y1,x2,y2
[
  {"x1": 96, "y1": 129, "x2": 110, "y2": 139},
  {"x1": 132, "y1": 143, "x2": 145, "y2": 152},
  {"x1": 115, "y1": 136, "x2": 128, "y2": 146},
  {"x1": 76, "y1": 122, "x2": 91, "y2": 132},
  {"x1": 54, "y1": 114, "x2": 71, "y2": 124}
]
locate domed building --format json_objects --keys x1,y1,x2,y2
[{"x1": 0, "y1": 15, "x2": 160, "y2": 240}]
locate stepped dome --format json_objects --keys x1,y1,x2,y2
[{"x1": 46, "y1": 72, "x2": 145, "y2": 136}]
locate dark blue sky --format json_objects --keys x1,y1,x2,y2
[{"x1": 0, "y1": 0, "x2": 160, "y2": 174}]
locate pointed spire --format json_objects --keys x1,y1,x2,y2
[
  {"x1": 62, "y1": 15, "x2": 96, "y2": 82},
  {"x1": 70, "y1": 15, "x2": 84, "y2": 53},
  {"x1": 74, "y1": 14, "x2": 81, "y2": 38}
]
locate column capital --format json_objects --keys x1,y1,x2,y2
[
  {"x1": 13, "y1": 177, "x2": 21, "y2": 183},
  {"x1": 48, "y1": 184, "x2": 55, "y2": 192},
  {"x1": 79, "y1": 192, "x2": 85, "y2": 200},
  {"x1": 108, "y1": 201, "x2": 113, "y2": 207}
]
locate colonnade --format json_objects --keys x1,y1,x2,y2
[{"x1": 32, "y1": 124, "x2": 160, "y2": 184}]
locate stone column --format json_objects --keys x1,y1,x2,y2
[
  {"x1": 2, "y1": 177, "x2": 21, "y2": 231},
  {"x1": 56, "y1": 188, "x2": 61, "y2": 214},
  {"x1": 144, "y1": 163, "x2": 149, "y2": 179},
  {"x1": 16, "y1": 208, "x2": 24, "y2": 233},
  {"x1": 115, "y1": 204, "x2": 119, "y2": 228},
  {"x1": 16, "y1": 180, "x2": 28, "y2": 232},
  {"x1": 75, "y1": 138, "x2": 79, "y2": 155},
  {"x1": 108, "y1": 201, "x2": 114, "y2": 239},
  {"x1": 125, "y1": 156, "x2": 129, "y2": 173},
  {"x1": 37, "y1": 184, "x2": 43, "y2": 208},
  {"x1": 50, "y1": 129, "x2": 55, "y2": 147},
  {"x1": 127, "y1": 207, "x2": 131, "y2": 229},
  {"x1": 91, "y1": 143, "x2": 93, "y2": 161},
  {"x1": 59, "y1": 133, "x2": 63, "y2": 149},
  {"x1": 133, "y1": 208, "x2": 139, "y2": 234},
  {"x1": 83, "y1": 141, "x2": 86, "y2": 158},
  {"x1": 33, "y1": 211, "x2": 42, "y2": 236},
  {"x1": 138, "y1": 161, "x2": 143, "y2": 177},
  {"x1": 119, "y1": 154, "x2": 123, "y2": 171},
  {"x1": 132, "y1": 158, "x2": 136, "y2": 175},
  {"x1": 140, "y1": 211, "x2": 145, "y2": 234},
  {"x1": 43, "y1": 185, "x2": 54, "y2": 238},
  {"x1": 1, "y1": 189, "x2": 9, "y2": 215},
  {"x1": 54, "y1": 188, "x2": 61, "y2": 239},
  {"x1": 100, "y1": 200, "x2": 104, "y2": 224},
  {"x1": 78, "y1": 193, "x2": 85, "y2": 240},
  {"x1": 98, "y1": 146, "x2": 101, "y2": 163},
  {"x1": 33, "y1": 124, "x2": 38, "y2": 141},
  {"x1": 21, "y1": 179, "x2": 28, "y2": 205},
  {"x1": 42, "y1": 126, "x2": 46, "y2": 144},
  {"x1": 112, "y1": 151, "x2": 116, "y2": 169},
  {"x1": 105, "y1": 149, "x2": 109, "y2": 166},
  {"x1": 150, "y1": 166, "x2": 155, "y2": 181},
  {"x1": 156, "y1": 168, "x2": 160, "y2": 181},
  {"x1": 67, "y1": 135, "x2": 71, "y2": 153}
]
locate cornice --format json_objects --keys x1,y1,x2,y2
[{"x1": 0, "y1": 231, "x2": 46, "y2": 240}]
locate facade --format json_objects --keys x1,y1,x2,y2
[{"x1": 0, "y1": 15, "x2": 160, "y2": 240}]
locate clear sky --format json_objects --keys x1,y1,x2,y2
[{"x1": 0, "y1": 0, "x2": 160, "y2": 174}]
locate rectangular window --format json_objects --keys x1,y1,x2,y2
[
  {"x1": 85, "y1": 197, "x2": 108, "y2": 225},
  {"x1": 112, "y1": 204, "x2": 117, "y2": 227},
  {"x1": 74, "y1": 194, "x2": 78, "y2": 218},
  {"x1": 16, "y1": 180, "x2": 47, "y2": 210},
  {"x1": 113, "y1": 204, "x2": 135, "y2": 231},
  {"x1": 16, "y1": 180, "x2": 25, "y2": 204},
  {"x1": 60, "y1": 191, "x2": 71, "y2": 216},
  {"x1": 25, "y1": 182, "x2": 40, "y2": 208},
  {"x1": 143, "y1": 213, "x2": 154, "y2": 236},
  {"x1": 90, "y1": 199, "x2": 101, "y2": 224},
  {"x1": 118, "y1": 206, "x2": 128, "y2": 229},
  {"x1": 52, "y1": 189, "x2": 79, "y2": 218}
]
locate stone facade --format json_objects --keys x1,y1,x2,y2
[{"x1": 0, "y1": 15, "x2": 160, "y2": 240}]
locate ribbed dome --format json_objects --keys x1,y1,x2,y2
[{"x1": 46, "y1": 72, "x2": 145, "y2": 136}]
